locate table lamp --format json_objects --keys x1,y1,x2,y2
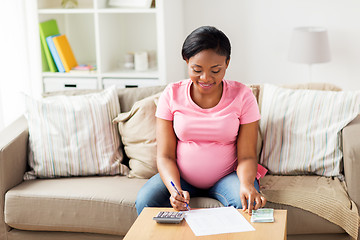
[{"x1": 288, "y1": 27, "x2": 331, "y2": 82}]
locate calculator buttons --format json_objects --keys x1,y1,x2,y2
[{"x1": 153, "y1": 211, "x2": 185, "y2": 224}]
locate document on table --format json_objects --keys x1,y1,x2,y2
[{"x1": 184, "y1": 206, "x2": 255, "y2": 236}]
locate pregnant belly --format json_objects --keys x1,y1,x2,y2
[{"x1": 177, "y1": 141, "x2": 237, "y2": 189}]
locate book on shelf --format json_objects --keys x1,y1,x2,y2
[
  {"x1": 46, "y1": 35, "x2": 65, "y2": 73},
  {"x1": 40, "y1": 40, "x2": 49, "y2": 72},
  {"x1": 52, "y1": 34, "x2": 78, "y2": 73},
  {"x1": 39, "y1": 19, "x2": 60, "y2": 72}
]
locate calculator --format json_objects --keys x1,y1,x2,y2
[{"x1": 153, "y1": 211, "x2": 185, "y2": 224}]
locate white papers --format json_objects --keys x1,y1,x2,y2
[{"x1": 184, "y1": 207, "x2": 255, "y2": 236}]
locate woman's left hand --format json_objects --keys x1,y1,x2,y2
[{"x1": 240, "y1": 183, "x2": 267, "y2": 215}]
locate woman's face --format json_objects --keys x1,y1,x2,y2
[{"x1": 186, "y1": 49, "x2": 229, "y2": 95}]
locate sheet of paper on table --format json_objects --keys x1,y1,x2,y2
[{"x1": 184, "y1": 206, "x2": 255, "y2": 236}]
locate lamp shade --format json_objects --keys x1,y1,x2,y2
[{"x1": 288, "y1": 27, "x2": 331, "y2": 64}]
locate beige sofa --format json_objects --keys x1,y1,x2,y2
[{"x1": 1, "y1": 85, "x2": 359, "y2": 240}]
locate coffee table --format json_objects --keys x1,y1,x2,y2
[{"x1": 124, "y1": 207, "x2": 287, "y2": 240}]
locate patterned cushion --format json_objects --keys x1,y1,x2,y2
[
  {"x1": 25, "y1": 87, "x2": 129, "y2": 179},
  {"x1": 260, "y1": 84, "x2": 360, "y2": 177}
]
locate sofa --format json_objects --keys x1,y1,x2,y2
[{"x1": 0, "y1": 84, "x2": 359, "y2": 240}]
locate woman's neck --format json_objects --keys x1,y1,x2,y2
[{"x1": 190, "y1": 81, "x2": 223, "y2": 109}]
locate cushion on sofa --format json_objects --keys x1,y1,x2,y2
[
  {"x1": 4, "y1": 177, "x2": 145, "y2": 235},
  {"x1": 113, "y1": 93, "x2": 161, "y2": 179},
  {"x1": 24, "y1": 87, "x2": 129, "y2": 179},
  {"x1": 4, "y1": 177, "x2": 223, "y2": 235},
  {"x1": 260, "y1": 84, "x2": 360, "y2": 177},
  {"x1": 256, "y1": 82, "x2": 342, "y2": 164}
]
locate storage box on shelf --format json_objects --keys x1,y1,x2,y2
[
  {"x1": 43, "y1": 77, "x2": 98, "y2": 92},
  {"x1": 103, "y1": 78, "x2": 159, "y2": 89},
  {"x1": 35, "y1": 0, "x2": 184, "y2": 92}
]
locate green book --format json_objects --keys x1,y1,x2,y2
[
  {"x1": 39, "y1": 19, "x2": 60, "y2": 72},
  {"x1": 40, "y1": 38, "x2": 50, "y2": 72}
]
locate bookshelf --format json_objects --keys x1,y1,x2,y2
[{"x1": 35, "y1": 0, "x2": 185, "y2": 92}]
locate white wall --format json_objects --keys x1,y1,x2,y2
[{"x1": 183, "y1": 0, "x2": 360, "y2": 90}]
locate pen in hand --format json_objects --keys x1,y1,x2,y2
[{"x1": 170, "y1": 181, "x2": 191, "y2": 211}]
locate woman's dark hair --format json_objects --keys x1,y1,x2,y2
[{"x1": 181, "y1": 26, "x2": 231, "y2": 61}]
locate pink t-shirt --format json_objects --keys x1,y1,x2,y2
[{"x1": 156, "y1": 79, "x2": 261, "y2": 189}]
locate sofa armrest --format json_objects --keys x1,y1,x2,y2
[
  {"x1": 343, "y1": 114, "x2": 360, "y2": 214},
  {"x1": 0, "y1": 116, "x2": 28, "y2": 236}
]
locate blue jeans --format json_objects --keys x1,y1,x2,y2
[{"x1": 135, "y1": 172, "x2": 260, "y2": 215}]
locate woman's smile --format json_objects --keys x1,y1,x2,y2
[{"x1": 198, "y1": 81, "x2": 215, "y2": 89}]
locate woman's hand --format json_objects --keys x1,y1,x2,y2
[
  {"x1": 169, "y1": 189, "x2": 190, "y2": 211},
  {"x1": 240, "y1": 183, "x2": 266, "y2": 215}
]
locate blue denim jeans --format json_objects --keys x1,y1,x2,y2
[{"x1": 135, "y1": 172, "x2": 260, "y2": 215}]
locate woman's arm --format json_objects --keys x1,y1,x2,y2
[
  {"x1": 156, "y1": 117, "x2": 190, "y2": 211},
  {"x1": 236, "y1": 120, "x2": 266, "y2": 214}
]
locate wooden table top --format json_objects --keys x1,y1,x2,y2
[{"x1": 124, "y1": 207, "x2": 287, "y2": 240}]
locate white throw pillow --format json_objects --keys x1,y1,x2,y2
[
  {"x1": 25, "y1": 87, "x2": 129, "y2": 179},
  {"x1": 260, "y1": 84, "x2": 360, "y2": 178}
]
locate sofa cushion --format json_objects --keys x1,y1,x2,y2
[
  {"x1": 7, "y1": 229, "x2": 124, "y2": 240},
  {"x1": 4, "y1": 176, "x2": 146, "y2": 235},
  {"x1": 113, "y1": 93, "x2": 161, "y2": 179},
  {"x1": 260, "y1": 84, "x2": 360, "y2": 177},
  {"x1": 4, "y1": 177, "x2": 223, "y2": 236},
  {"x1": 256, "y1": 82, "x2": 342, "y2": 164},
  {"x1": 25, "y1": 87, "x2": 129, "y2": 179}
]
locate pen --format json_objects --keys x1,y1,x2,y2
[{"x1": 170, "y1": 181, "x2": 191, "y2": 211}]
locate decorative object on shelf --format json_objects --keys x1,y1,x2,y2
[
  {"x1": 134, "y1": 51, "x2": 149, "y2": 71},
  {"x1": 124, "y1": 52, "x2": 135, "y2": 70},
  {"x1": 61, "y1": 0, "x2": 78, "y2": 8},
  {"x1": 70, "y1": 64, "x2": 97, "y2": 74},
  {"x1": 147, "y1": 50, "x2": 157, "y2": 69},
  {"x1": 288, "y1": 27, "x2": 331, "y2": 82},
  {"x1": 108, "y1": 0, "x2": 153, "y2": 8}
]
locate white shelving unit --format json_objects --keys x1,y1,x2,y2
[{"x1": 35, "y1": 0, "x2": 185, "y2": 92}]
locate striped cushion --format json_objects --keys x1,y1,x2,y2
[
  {"x1": 25, "y1": 87, "x2": 129, "y2": 179},
  {"x1": 260, "y1": 84, "x2": 360, "y2": 177}
]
